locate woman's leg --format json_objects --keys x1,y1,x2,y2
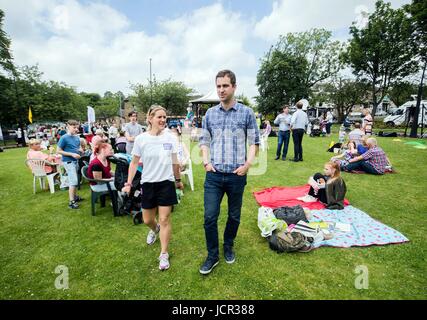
[
  {"x1": 158, "y1": 206, "x2": 172, "y2": 254},
  {"x1": 143, "y1": 207, "x2": 158, "y2": 231}
]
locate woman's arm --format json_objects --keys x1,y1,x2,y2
[
  {"x1": 92, "y1": 170, "x2": 113, "y2": 181},
  {"x1": 172, "y1": 153, "x2": 184, "y2": 190},
  {"x1": 122, "y1": 155, "x2": 140, "y2": 192}
]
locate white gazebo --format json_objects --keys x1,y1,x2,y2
[
  {"x1": 189, "y1": 90, "x2": 243, "y2": 126},
  {"x1": 189, "y1": 90, "x2": 221, "y2": 105}
]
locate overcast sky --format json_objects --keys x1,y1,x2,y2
[{"x1": 0, "y1": 0, "x2": 411, "y2": 101}]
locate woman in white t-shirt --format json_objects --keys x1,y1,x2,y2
[{"x1": 122, "y1": 105, "x2": 184, "y2": 271}]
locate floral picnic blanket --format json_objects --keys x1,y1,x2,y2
[{"x1": 309, "y1": 205, "x2": 409, "y2": 248}]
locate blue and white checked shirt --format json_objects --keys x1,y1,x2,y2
[{"x1": 199, "y1": 102, "x2": 260, "y2": 173}]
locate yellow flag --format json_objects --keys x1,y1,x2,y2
[{"x1": 28, "y1": 106, "x2": 33, "y2": 123}]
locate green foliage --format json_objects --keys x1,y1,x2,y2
[
  {"x1": 345, "y1": 0, "x2": 419, "y2": 115},
  {"x1": 0, "y1": 64, "x2": 126, "y2": 125},
  {"x1": 256, "y1": 29, "x2": 344, "y2": 116},
  {"x1": 130, "y1": 79, "x2": 194, "y2": 116},
  {"x1": 389, "y1": 81, "x2": 426, "y2": 107},
  {"x1": 312, "y1": 79, "x2": 370, "y2": 122},
  {"x1": 236, "y1": 93, "x2": 253, "y2": 108},
  {"x1": 405, "y1": 0, "x2": 427, "y2": 63},
  {"x1": 257, "y1": 50, "x2": 308, "y2": 115},
  {"x1": 0, "y1": 9, "x2": 14, "y2": 73}
]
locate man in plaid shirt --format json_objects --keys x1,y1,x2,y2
[
  {"x1": 198, "y1": 70, "x2": 260, "y2": 275},
  {"x1": 343, "y1": 137, "x2": 389, "y2": 174}
]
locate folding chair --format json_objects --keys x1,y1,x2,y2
[
  {"x1": 81, "y1": 165, "x2": 119, "y2": 216},
  {"x1": 181, "y1": 158, "x2": 194, "y2": 191},
  {"x1": 25, "y1": 159, "x2": 60, "y2": 194}
]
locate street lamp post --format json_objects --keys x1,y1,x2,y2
[{"x1": 150, "y1": 58, "x2": 153, "y2": 106}]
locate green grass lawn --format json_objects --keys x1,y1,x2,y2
[{"x1": 1, "y1": 130, "x2": 426, "y2": 300}]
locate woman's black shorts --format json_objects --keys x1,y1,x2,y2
[{"x1": 141, "y1": 180, "x2": 178, "y2": 209}]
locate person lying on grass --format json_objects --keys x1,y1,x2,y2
[{"x1": 299, "y1": 161, "x2": 347, "y2": 210}]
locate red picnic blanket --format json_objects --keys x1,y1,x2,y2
[{"x1": 253, "y1": 184, "x2": 350, "y2": 209}]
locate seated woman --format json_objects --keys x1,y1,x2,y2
[
  {"x1": 115, "y1": 131, "x2": 127, "y2": 153},
  {"x1": 79, "y1": 138, "x2": 92, "y2": 157},
  {"x1": 87, "y1": 142, "x2": 116, "y2": 192},
  {"x1": 304, "y1": 162, "x2": 347, "y2": 210},
  {"x1": 26, "y1": 138, "x2": 57, "y2": 174},
  {"x1": 357, "y1": 135, "x2": 369, "y2": 155},
  {"x1": 330, "y1": 141, "x2": 357, "y2": 168}
]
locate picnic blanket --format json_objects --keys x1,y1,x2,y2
[
  {"x1": 309, "y1": 205, "x2": 409, "y2": 248},
  {"x1": 253, "y1": 184, "x2": 350, "y2": 210},
  {"x1": 347, "y1": 168, "x2": 396, "y2": 174}
]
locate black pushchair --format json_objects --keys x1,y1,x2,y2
[
  {"x1": 309, "y1": 118, "x2": 322, "y2": 137},
  {"x1": 108, "y1": 154, "x2": 143, "y2": 224}
]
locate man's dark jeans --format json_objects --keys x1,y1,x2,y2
[
  {"x1": 276, "y1": 130, "x2": 290, "y2": 159},
  {"x1": 292, "y1": 129, "x2": 305, "y2": 160},
  {"x1": 204, "y1": 171, "x2": 247, "y2": 260},
  {"x1": 343, "y1": 160, "x2": 382, "y2": 175}
]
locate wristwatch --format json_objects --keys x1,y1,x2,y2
[
  {"x1": 175, "y1": 178, "x2": 181, "y2": 183},
  {"x1": 124, "y1": 182, "x2": 132, "y2": 187},
  {"x1": 203, "y1": 163, "x2": 209, "y2": 168}
]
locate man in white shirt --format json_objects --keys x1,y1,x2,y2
[
  {"x1": 290, "y1": 101, "x2": 309, "y2": 162},
  {"x1": 273, "y1": 105, "x2": 292, "y2": 160}
]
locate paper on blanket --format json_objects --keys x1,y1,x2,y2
[{"x1": 334, "y1": 222, "x2": 351, "y2": 232}]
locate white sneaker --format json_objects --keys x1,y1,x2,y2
[
  {"x1": 159, "y1": 253, "x2": 170, "y2": 271},
  {"x1": 297, "y1": 195, "x2": 317, "y2": 203},
  {"x1": 146, "y1": 224, "x2": 160, "y2": 245}
]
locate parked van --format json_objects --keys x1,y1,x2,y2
[{"x1": 383, "y1": 100, "x2": 427, "y2": 127}]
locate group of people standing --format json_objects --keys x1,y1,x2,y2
[{"x1": 273, "y1": 102, "x2": 309, "y2": 162}]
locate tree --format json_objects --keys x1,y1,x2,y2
[
  {"x1": 345, "y1": 0, "x2": 418, "y2": 118},
  {"x1": 256, "y1": 50, "x2": 307, "y2": 116},
  {"x1": 388, "y1": 81, "x2": 425, "y2": 107},
  {"x1": 405, "y1": 0, "x2": 427, "y2": 137},
  {"x1": 256, "y1": 28, "x2": 344, "y2": 116},
  {"x1": 236, "y1": 93, "x2": 253, "y2": 108},
  {"x1": 0, "y1": 9, "x2": 14, "y2": 74},
  {"x1": 314, "y1": 79, "x2": 369, "y2": 122},
  {"x1": 130, "y1": 79, "x2": 194, "y2": 115}
]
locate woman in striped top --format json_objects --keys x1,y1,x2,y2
[{"x1": 362, "y1": 108, "x2": 373, "y2": 136}]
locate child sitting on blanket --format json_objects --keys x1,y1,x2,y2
[
  {"x1": 298, "y1": 162, "x2": 347, "y2": 210},
  {"x1": 330, "y1": 141, "x2": 357, "y2": 168}
]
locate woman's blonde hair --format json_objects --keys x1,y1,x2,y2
[
  {"x1": 326, "y1": 161, "x2": 341, "y2": 179},
  {"x1": 146, "y1": 104, "x2": 166, "y2": 129}
]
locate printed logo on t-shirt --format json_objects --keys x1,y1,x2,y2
[{"x1": 163, "y1": 143, "x2": 172, "y2": 150}]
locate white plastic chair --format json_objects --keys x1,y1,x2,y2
[
  {"x1": 260, "y1": 127, "x2": 271, "y2": 152},
  {"x1": 181, "y1": 158, "x2": 194, "y2": 191},
  {"x1": 26, "y1": 159, "x2": 59, "y2": 194}
]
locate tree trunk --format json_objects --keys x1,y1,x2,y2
[
  {"x1": 371, "y1": 80, "x2": 378, "y2": 121},
  {"x1": 410, "y1": 60, "x2": 426, "y2": 138}
]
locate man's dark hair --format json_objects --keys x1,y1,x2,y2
[
  {"x1": 67, "y1": 120, "x2": 79, "y2": 126},
  {"x1": 296, "y1": 102, "x2": 303, "y2": 109},
  {"x1": 216, "y1": 70, "x2": 236, "y2": 86},
  {"x1": 282, "y1": 105, "x2": 289, "y2": 109},
  {"x1": 128, "y1": 111, "x2": 137, "y2": 117}
]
